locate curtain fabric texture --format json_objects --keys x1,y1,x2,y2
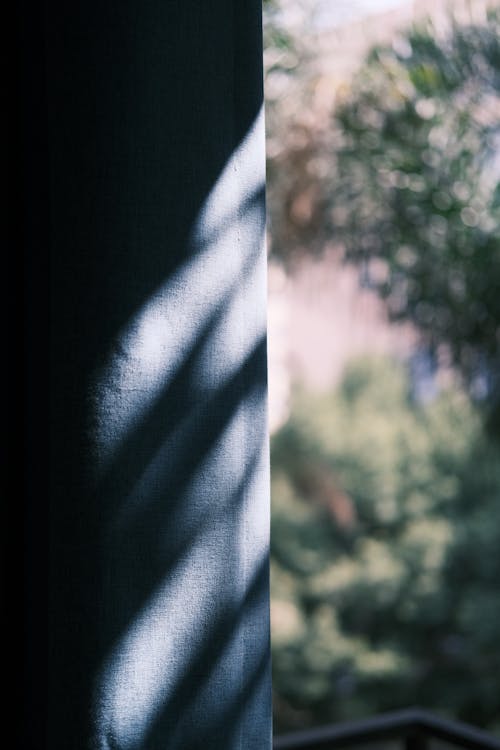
[{"x1": 22, "y1": 1, "x2": 271, "y2": 748}]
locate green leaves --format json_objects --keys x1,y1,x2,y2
[
  {"x1": 265, "y1": 7, "x2": 500, "y2": 732},
  {"x1": 332, "y1": 14, "x2": 500, "y2": 418},
  {"x1": 271, "y1": 357, "x2": 500, "y2": 732}
]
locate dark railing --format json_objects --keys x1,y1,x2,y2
[{"x1": 274, "y1": 708, "x2": 500, "y2": 750}]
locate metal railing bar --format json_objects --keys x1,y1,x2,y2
[
  {"x1": 273, "y1": 708, "x2": 500, "y2": 750},
  {"x1": 410, "y1": 709, "x2": 500, "y2": 750}
]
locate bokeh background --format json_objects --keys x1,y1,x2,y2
[{"x1": 264, "y1": 0, "x2": 500, "y2": 734}]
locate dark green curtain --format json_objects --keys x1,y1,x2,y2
[{"x1": 21, "y1": 2, "x2": 271, "y2": 748}]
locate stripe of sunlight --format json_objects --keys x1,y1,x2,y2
[
  {"x1": 92, "y1": 286, "x2": 263, "y2": 528},
  {"x1": 92, "y1": 392, "x2": 269, "y2": 749},
  {"x1": 92, "y1": 334, "x2": 267, "y2": 673},
  {"x1": 111, "y1": 340, "x2": 267, "y2": 532},
  {"x1": 92, "y1": 106, "x2": 266, "y2": 477},
  {"x1": 90, "y1": 106, "x2": 269, "y2": 749},
  {"x1": 144, "y1": 552, "x2": 271, "y2": 749}
]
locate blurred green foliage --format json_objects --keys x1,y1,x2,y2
[
  {"x1": 265, "y1": 5, "x2": 500, "y2": 733},
  {"x1": 271, "y1": 357, "x2": 500, "y2": 733},
  {"x1": 265, "y1": 7, "x2": 500, "y2": 428},
  {"x1": 333, "y1": 12, "x2": 500, "y2": 429},
  {"x1": 263, "y1": 0, "x2": 331, "y2": 259}
]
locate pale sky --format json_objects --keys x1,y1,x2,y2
[
  {"x1": 312, "y1": 0, "x2": 411, "y2": 29},
  {"x1": 273, "y1": 0, "x2": 412, "y2": 36}
]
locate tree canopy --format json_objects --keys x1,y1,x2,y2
[
  {"x1": 264, "y1": 5, "x2": 500, "y2": 734},
  {"x1": 265, "y1": 7, "x2": 500, "y2": 429},
  {"x1": 271, "y1": 357, "x2": 500, "y2": 733},
  {"x1": 333, "y1": 11, "x2": 500, "y2": 428}
]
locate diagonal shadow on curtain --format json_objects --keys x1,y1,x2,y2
[{"x1": 44, "y1": 1, "x2": 271, "y2": 748}]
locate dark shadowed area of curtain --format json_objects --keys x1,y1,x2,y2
[{"x1": 20, "y1": 1, "x2": 271, "y2": 748}]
